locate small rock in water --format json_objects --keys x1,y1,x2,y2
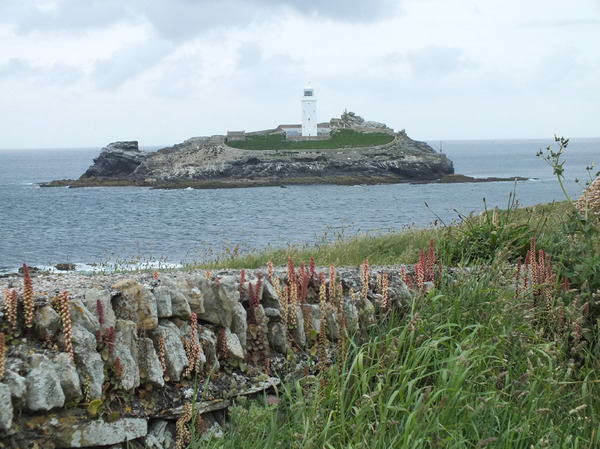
[
  {"x1": 19, "y1": 265, "x2": 40, "y2": 274},
  {"x1": 55, "y1": 263, "x2": 76, "y2": 271}
]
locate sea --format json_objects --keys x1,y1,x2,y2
[{"x1": 0, "y1": 138, "x2": 598, "y2": 275}]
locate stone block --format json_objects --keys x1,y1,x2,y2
[
  {"x1": 26, "y1": 354, "x2": 65, "y2": 411},
  {"x1": 268, "y1": 321, "x2": 287, "y2": 354},
  {"x1": 163, "y1": 276, "x2": 205, "y2": 317},
  {"x1": 82, "y1": 288, "x2": 117, "y2": 329},
  {"x1": 70, "y1": 323, "x2": 105, "y2": 400},
  {"x1": 112, "y1": 279, "x2": 158, "y2": 331},
  {"x1": 225, "y1": 328, "x2": 244, "y2": 360},
  {"x1": 3, "y1": 369, "x2": 26, "y2": 406},
  {"x1": 110, "y1": 319, "x2": 140, "y2": 391},
  {"x1": 34, "y1": 304, "x2": 62, "y2": 340},
  {"x1": 231, "y1": 301, "x2": 247, "y2": 349},
  {"x1": 199, "y1": 328, "x2": 220, "y2": 372},
  {"x1": 69, "y1": 298, "x2": 101, "y2": 336},
  {"x1": 288, "y1": 305, "x2": 306, "y2": 349},
  {"x1": 138, "y1": 337, "x2": 165, "y2": 387},
  {"x1": 152, "y1": 285, "x2": 173, "y2": 318},
  {"x1": 194, "y1": 277, "x2": 234, "y2": 328},
  {"x1": 52, "y1": 353, "x2": 82, "y2": 402},
  {"x1": 0, "y1": 383, "x2": 13, "y2": 432},
  {"x1": 149, "y1": 321, "x2": 188, "y2": 381},
  {"x1": 50, "y1": 417, "x2": 148, "y2": 448}
]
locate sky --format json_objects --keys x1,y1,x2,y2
[{"x1": 0, "y1": 0, "x2": 599, "y2": 149}]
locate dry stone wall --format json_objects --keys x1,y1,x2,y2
[{"x1": 0, "y1": 264, "x2": 412, "y2": 448}]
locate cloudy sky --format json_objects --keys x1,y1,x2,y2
[{"x1": 1, "y1": 0, "x2": 599, "y2": 149}]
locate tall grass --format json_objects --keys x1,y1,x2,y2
[
  {"x1": 189, "y1": 227, "x2": 442, "y2": 270},
  {"x1": 186, "y1": 201, "x2": 572, "y2": 271},
  {"x1": 198, "y1": 265, "x2": 600, "y2": 448}
]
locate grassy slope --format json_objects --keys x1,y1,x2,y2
[
  {"x1": 192, "y1": 200, "x2": 600, "y2": 449},
  {"x1": 190, "y1": 201, "x2": 572, "y2": 270},
  {"x1": 226, "y1": 129, "x2": 395, "y2": 151}
]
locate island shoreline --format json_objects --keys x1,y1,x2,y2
[{"x1": 40, "y1": 174, "x2": 530, "y2": 189}]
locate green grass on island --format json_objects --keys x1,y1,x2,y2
[{"x1": 226, "y1": 128, "x2": 395, "y2": 151}]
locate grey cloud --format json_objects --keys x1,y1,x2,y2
[
  {"x1": 3, "y1": 0, "x2": 400, "y2": 39},
  {"x1": 532, "y1": 48, "x2": 600, "y2": 97},
  {"x1": 229, "y1": 53, "x2": 308, "y2": 116},
  {"x1": 151, "y1": 53, "x2": 203, "y2": 98},
  {"x1": 137, "y1": 1, "x2": 255, "y2": 41},
  {"x1": 0, "y1": 58, "x2": 83, "y2": 84},
  {"x1": 131, "y1": 0, "x2": 396, "y2": 41},
  {"x1": 236, "y1": 42, "x2": 263, "y2": 70},
  {"x1": 1, "y1": 0, "x2": 136, "y2": 33},
  {"x1": 277, "y1": 0, "x2": 399, "y2": 21},
  {"x1": 0, "y1": 58, "x2": 35, "y2": 78},
  {"x1": 404, "y1": 45, "x2": 477, "y2": 79},
  {"x1": 522, "y1": 18, "x2": 600, "y2": 28},
  {"x1": 92, "y1": 40, "x2": 173, "y2": 90}
]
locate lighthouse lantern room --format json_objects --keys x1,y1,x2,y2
[{"x1": 301, "y1": 83, "x2": 317, "y2": 137}]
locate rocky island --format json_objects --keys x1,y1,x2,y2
[{"x1": 42, "y1": 112, "x2": 459, "y2": 189}]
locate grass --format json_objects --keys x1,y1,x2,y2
[
  {"x1": 188, "y1": 195, "x2": 600, "y2": 448},
  {"x1": 186, "y1": 200, "x2": 574, "y2": 271},
  {"x1": 199, "y1": 270, "x2": 600, "y2": 448},
  {"x1": 226, "y1": 128, "x2": 395, "y2": 151}
]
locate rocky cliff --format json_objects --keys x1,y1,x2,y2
[
  {"x1": 44, "y1": 129, "x2": 455, "y2": 189},
  {"x1": 82, "y1": 141, "x2": 147, "y2": 178}
]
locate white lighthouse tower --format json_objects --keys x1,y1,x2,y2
[{"x1": 301, "y1": 83, "x2": 317, "y2": 137}]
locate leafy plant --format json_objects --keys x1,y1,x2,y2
[
  {"x1": 535, "y1": 137, "x2": 600, "y2": 292},
  {"x1": 536, "y1": 135, "x2": 577, "y2": 209},
  {"x1": 197, "y1": 267, "x2": 600, "y2": 449},
  {"x1": 438, "y1": 187, "x2": 540, "y2": 265}
]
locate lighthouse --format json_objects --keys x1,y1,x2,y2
[{"x1": 301, "y1": 83, "x2": 317, "y2": 137}]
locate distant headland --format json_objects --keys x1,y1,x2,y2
[{"x1": 41, "y1": 111, "x2": 525, "y2": 189}]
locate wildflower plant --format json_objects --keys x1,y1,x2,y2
[
  {"x1": 406, "y1": 239, "x2": 440, "y2": 292},
  {"x1": 157, "y1": 336, "x2": 168, "y2": 381},
  {"x1": 22, "y1": 263, "x2": 35, "y2": 330},
  {"x1": 246, "y1": 274, "x2": 270, "y2": 367},
  {"x1": 536, "y1": 135, "x2": 576, "y2": 208},
  {"x1": 2, "y1": 289, "x2": 18, "y2": 334},
  {"x1": 183, "y1": 313, "x2": 204, "y2": 378},
  {"x1": 0, "y1": 332, "x2": 5, "y2": 381},
  {"x1": 536, "y1": 136, "x2": 600, "y2": 304},
  {"x1": 176, "y1": 402, "x2": 193, "y2": 449},
  {"x1": 360, "y1": 259, "x2": 369, "y2": 299},
  {"x1": 217, "y1": 326, "x2": 228, "y2": 364},
  {"x1": 59, "y1": 291, "x2": 74, "y2": 360}
]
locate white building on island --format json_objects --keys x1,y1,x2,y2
[{"x1": 301, "y1": 83, "x2": 317, "y2": 137}]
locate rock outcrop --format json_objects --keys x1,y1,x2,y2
[{"x1": 82, "y1": 141, "x2": 146, "y2": 178}]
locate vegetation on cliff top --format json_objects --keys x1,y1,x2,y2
[{"x1": 226, "y1": 128, "x2": 395, "y2": 151}]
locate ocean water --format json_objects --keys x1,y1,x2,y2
[{"x1": 0, "y1": 138, "x2": 598, "y2": 274}]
